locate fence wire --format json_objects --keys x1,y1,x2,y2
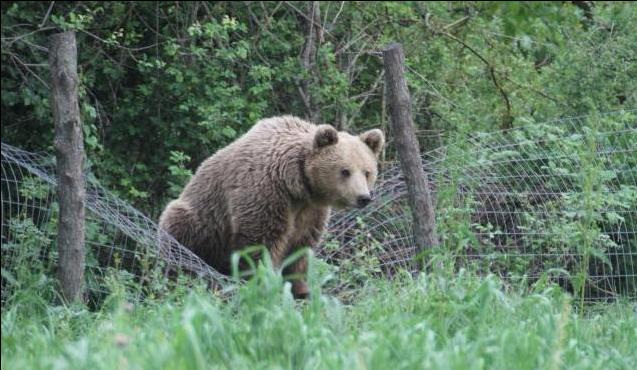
[{"x1": 2, "y1": 111, "x2": 636, "y2": 303}]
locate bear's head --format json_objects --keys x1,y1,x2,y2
[{"x1": 305, "y1": 124, "x2": 385, "y2": 209}]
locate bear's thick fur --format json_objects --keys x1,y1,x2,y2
[{"x1": 159, "y1": 115, "x2": 384, "y2": 298}]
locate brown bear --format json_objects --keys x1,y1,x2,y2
[{"x1": 158, "y1": 115, "x2": 384, "y2": 298}]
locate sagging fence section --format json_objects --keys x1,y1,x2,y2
[
  {"x1": 321, "y1": 111, "x2": 636, "y2": 301},
  {"x1": 1, "y1": 143, "x2": 232, "y2": 303}
]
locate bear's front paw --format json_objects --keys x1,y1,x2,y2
[{"x1": 292, "y1": 280, "x2": 310, "y2": 300}]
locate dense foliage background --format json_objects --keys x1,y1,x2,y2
[
  {"x1": 3, "y1": 1, "x2": 635, "y2": 214},
  {"x1": 2, "y1": 3, "x2": 636, "y2": 369}
]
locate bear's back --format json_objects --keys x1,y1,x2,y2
[
  {"x1": 243, "y1": 115, "x2": 315, "y2": 145},
  {"x1": 180, "y1": 115, "x2": 314, "y2": 208}
]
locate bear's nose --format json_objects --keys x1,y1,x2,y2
[{"x1": 357, "y1": 195, "x2": 372, "y2": 208}]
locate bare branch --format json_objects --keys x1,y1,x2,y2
[
  {"x1": 78, "y1": 29, "x2": 160, "y2": 52},
  {"x1": 443, "y1": 15, "x2": 469, "y2": 31},
  {"x1": 285, "y1": 1, "x2": 333, "y2": 40},
  {"x1": 8, "y1": 53, "x2": 50, "y2": 88},
  {"x1": 331, "y1": 2, "x2": 346, "y2": 27},
  {"x1": 437, "y1": 29, "x2": 512, "y2": 128},
  {"x1": 1, "y1": 27, "x2": 55, "y2": 46},
  {"x1": 39, "y1": 1, "x2": 56, "y2": 28}
]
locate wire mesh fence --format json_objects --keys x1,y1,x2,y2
[
  {"x1": 2, "y1": 110, "x2": 636, "y2": 304},
  {"x1": 1, "y1": 143, "x2": 233, "y2": 304},
  {"x1": 321, "y1": 110, "x2": 637, "y2": 301}
]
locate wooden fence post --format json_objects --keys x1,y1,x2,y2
[
  {"x1": 382, "y1": 43, "x2": 439, "y2": 267},
  {"x1": 49, "y1": 31, "x2": 86, "y2": 303}
]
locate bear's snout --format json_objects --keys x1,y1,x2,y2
[{"x1": 357, "y1": 195, "x2": 372, "y2": 208}]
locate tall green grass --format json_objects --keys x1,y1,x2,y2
[{"x1": 2, "y1": 258, "x2": 635, "y2": 370}]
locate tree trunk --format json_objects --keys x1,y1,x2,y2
[
  {"x1": 382, "y1": 43, "x2": 439, "y2": 268},
  {"x1": 49, "y1": 31, "x2": 86, "y2": 303}
]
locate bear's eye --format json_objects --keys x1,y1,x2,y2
[
  {"x1": 341, "y1": 169, "x2": 351, "y2": 178},
  {"x1": 364, "y1": 170, "x2": 371, "y2": 179}
]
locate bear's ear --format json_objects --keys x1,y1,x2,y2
[
  {"x1": 314, "y1": 125, "x2": 339, "y2": 149},
  {"x1": 359, "y1": 129, "x2": 385, "y2": 157}
]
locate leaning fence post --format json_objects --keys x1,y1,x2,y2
[
  {"x1": 382, "y1": 43, "x2": 439, "y2": 268},
  {"x1": 49, "y1": 31, "x2": 86, "y2": 303}
]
